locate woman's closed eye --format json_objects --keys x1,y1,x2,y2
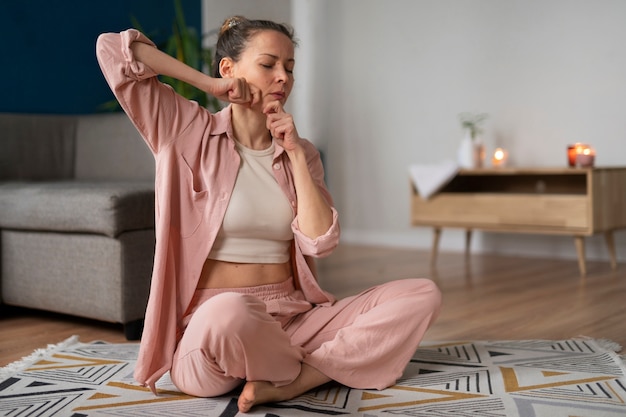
[{"x1": 260, "y1": 63, "x2": 294, "y2": 74}]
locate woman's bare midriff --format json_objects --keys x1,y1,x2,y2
[{"x1": 197, "y1": 258, "x2": 292, "y2": 289}]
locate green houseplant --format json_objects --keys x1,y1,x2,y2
[
  {"x1": 101, "y1": 0, "x2": 221, "y2": 113},
  {"x1": 459, "y1": 112, "x2": 488, "y2": 140}
]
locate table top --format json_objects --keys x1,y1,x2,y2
[{"x1": 458, "y1": 166, "x2": 626, "y2": 175}]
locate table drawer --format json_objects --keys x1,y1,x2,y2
[{"x1": 411, "y1": 193, "x2": 589, "y2": 231}]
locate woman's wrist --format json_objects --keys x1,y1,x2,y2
[
  {"x1": 284, "y1": 144, "x2": 307, "y2": 163},
  {"x1": 198, "y1": 74, "x2": 219, "y2": 97}
]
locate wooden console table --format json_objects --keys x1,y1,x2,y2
[{"x1": 410, "y1": 167, "x2": 626, "y2": 276}]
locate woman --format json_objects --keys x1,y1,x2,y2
[{"x1": 96, "y1": 16, "x2": 441, "y2": 413}]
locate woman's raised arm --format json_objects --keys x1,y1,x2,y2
[{"x1": 129, "y1": 41, "x2": 258, "y2": 106}]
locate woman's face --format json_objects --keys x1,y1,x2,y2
[{"x1": 224, "y1": 30, "x2": 295, "y2": 107}]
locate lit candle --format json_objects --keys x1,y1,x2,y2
[
  {"x1": 567, "y1": 145, "x2": 576, "y2": 166},
  {"x1": 576, "y1": 146, "x2": 595, "y2": 168},
  {"x1": 567, "y1": 143, "x2": 589, "y2": 167},
  {"x1": 492, "y1": 148, "x2": 508, "y2": 167}
]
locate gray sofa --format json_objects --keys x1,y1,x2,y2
[{"x1": 0, "y1": 113, "x2": 156, "y2": 340}]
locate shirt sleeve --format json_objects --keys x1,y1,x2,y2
[
  {"x1": 96, "y1": 29, "x2": 205, "y2": 155},
  {"x1": 292, "y1": 207, "x2": 340, "y2": 257}
]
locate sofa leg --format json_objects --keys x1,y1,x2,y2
[{"x1": 124, "y1": 319, "x2": 144, "y2": 341}]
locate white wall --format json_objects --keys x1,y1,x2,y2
[
  {"x1": 320, "y1": 0, "x2": 626, "y2": 262},
  {"x1": 203, "y1": 0, "x2": 626, "y2": 262}
]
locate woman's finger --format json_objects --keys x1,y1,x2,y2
[{"x1": 263, "y1": 100, "x2": 283, "y2": 115}]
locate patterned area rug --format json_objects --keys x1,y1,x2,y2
[{"x1": 1, "y1": 337, "x2": 625, "y2": 416}]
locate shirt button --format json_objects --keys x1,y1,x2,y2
[{"x1": 273, "y1": 163, "x2": 281, "y2": 170}]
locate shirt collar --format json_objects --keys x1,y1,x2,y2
[
  {"x1": 273, "y1": 140, "x2": 286, "y2": 159},
  {"x1": 209, "y1": 104, "x2": 232, "y2": 137}
]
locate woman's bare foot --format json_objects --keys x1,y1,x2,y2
[
  {"x1": 237, "y1": 364, "x2": 331, "y2": 413},
  {"x1": 238, "y1": 381, "x2": 281, "y2": 413}
]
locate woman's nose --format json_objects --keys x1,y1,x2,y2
[{"x1": 276, "y1": 66, "x2": 288, "y2": 83}]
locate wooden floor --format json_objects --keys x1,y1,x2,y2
[{"x1": 1, "y1": 245, "x2": 625, "y2": 367}]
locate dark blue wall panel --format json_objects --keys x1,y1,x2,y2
[{"x1": 0, "y1": 0, "x2": 201, "y2": 114}]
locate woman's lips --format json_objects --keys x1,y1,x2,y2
[{"x1": 269, "y1": 92, "x2": 285, "y2": 100}]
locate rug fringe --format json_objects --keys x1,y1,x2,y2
[
  {"x1": 575, "y1": 335, "x2": 623, "y2": 353},
  {"x1": 0, "y1": 335, "x2": 80, "y2": 380}
]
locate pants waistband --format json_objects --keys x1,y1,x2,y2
[
  {"x1": 182, "y1": 277, "x2": 302, "y2": 329},
  {"x1": 193, "y1": 277, "x2": 296, "y2": 301}
]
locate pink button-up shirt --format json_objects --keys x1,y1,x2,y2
[{"x1": 96, "y1": 29, "x2": 339, "y2": 392}]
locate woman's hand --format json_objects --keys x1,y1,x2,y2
[
  {"x1": 207, "y1": 77, "x2": 261, "y2": 107},
  {"x1": 264, "y1": 101, "x2": 301, "y2": 153}
]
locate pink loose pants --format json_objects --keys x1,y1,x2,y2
[{"x1": 170, "y1": 277, "x2": 441, "y2": 397}]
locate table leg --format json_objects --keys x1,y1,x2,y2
[
  {"x1": 574, "y1": 236, "x2": 586, "y2": 277},
  {"x1": 465, "y1": 229, "x2": 472, "y2": 258},
  {"x1": 604, "y1": 231, "x2": 617, "y2": 270},
  {"x1": 431, "y1": 227, "x2": 441, "y2": 267}
]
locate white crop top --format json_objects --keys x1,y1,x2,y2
[{"x1": 208, "y1": 140, "x2": 294, "y2": 263}]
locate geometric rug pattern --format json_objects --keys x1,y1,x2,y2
[{"x1": 1, "y1": 337, "x2": 624, "y2": 416}]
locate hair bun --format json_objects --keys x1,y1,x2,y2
[{"x1": 220, "y1": 16, "x2": 247, "y2": 35}]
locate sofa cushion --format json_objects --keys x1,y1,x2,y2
[{"x1": 0, "y1": 181, "x2": 154, "y2": 238}]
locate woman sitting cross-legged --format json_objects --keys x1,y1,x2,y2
[{"x1": 96, "y1": 15, "x2": 442, "y2": 413}]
